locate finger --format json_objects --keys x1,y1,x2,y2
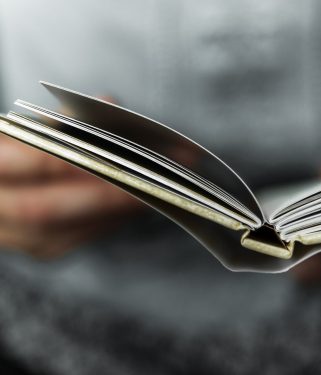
[
  {"x1": 97, "y1": 95, "x2": 117, "y2": 104},
  {"x1": 0, "y1": 134, "x2": 78, "y2": 180},
  {"x1": 0, "y1": 177, "x2": 140, "y2": 229},
  {"x1": 0, "y1": 218, "x2": 118, "y2": 259},
  {"x1": 292, "y1": 254, "x2": 321, "y2": 283},
  {"x1": 0, "y1": 94, "x2": 117, "y2": 180}
]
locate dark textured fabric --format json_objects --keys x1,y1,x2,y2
[
  {"x1": 0, "y1": 263, "x2": 320, "y2": 374},
  {"x1": 0, "y1": 215, "x2": 319, "y2": 374}
]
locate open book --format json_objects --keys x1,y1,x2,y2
[{"x1": 0, "y1": 82, "x2": 320, "y2": 273}]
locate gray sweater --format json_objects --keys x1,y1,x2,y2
[{"x1": 1, "y1": 0, "x2": 320, "y2": 186}]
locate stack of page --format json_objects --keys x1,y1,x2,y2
[{"x1": 0, "y1": 82, "x2": 320, "y2": 273}]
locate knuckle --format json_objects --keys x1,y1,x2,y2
[
  {"x1": 27, "y1": 243, "x2": 69, "y2": 260},
  {"x1": 12, "y1": 193, "x2": 53, "y2": 229}
]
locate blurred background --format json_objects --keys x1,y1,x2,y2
[{"x1": 0, "y1": 0, "x2": 321, "y2": 374}]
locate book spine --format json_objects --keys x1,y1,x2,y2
[{"x1": 241, "y1": 226, "x2": 294, "y2": 259}]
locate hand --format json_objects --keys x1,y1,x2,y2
[
  {"x1": 292, "y1": 254, "x2": 321, "y2": 283},
  {"x1": 0, "y1": 133, "x2": 143, "y2": 258}
]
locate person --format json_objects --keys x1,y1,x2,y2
[{"x1": 0, "y1": 0, "x2": 321, "y2": 373}]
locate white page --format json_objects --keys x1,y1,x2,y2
[
  {"x1": 39, "y1": 81, "x2": 265, "y2": 222},
  {"x1": 14, "y1": 101, "x2": 260, "y2": 226}
]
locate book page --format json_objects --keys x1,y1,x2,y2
[
  {"x1": 2, "y1": 116, "x2": 321, "y2": 273},
  {"x1": 258, "y1": 180, "x2": 321, "y2": 222},
  {"x1": 11, "y1": 102, "x2": 261, "y2": 228},
  {"x1": 39, "y1": 82, "x2": 265, "y2": 223}
]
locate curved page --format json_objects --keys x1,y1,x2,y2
[
  {"x1": 0, "y1": 117, "x2": 320, "y2": 272},
  {"x1": 40, "y1": 82, "x2": 264, "y2": 222}
]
